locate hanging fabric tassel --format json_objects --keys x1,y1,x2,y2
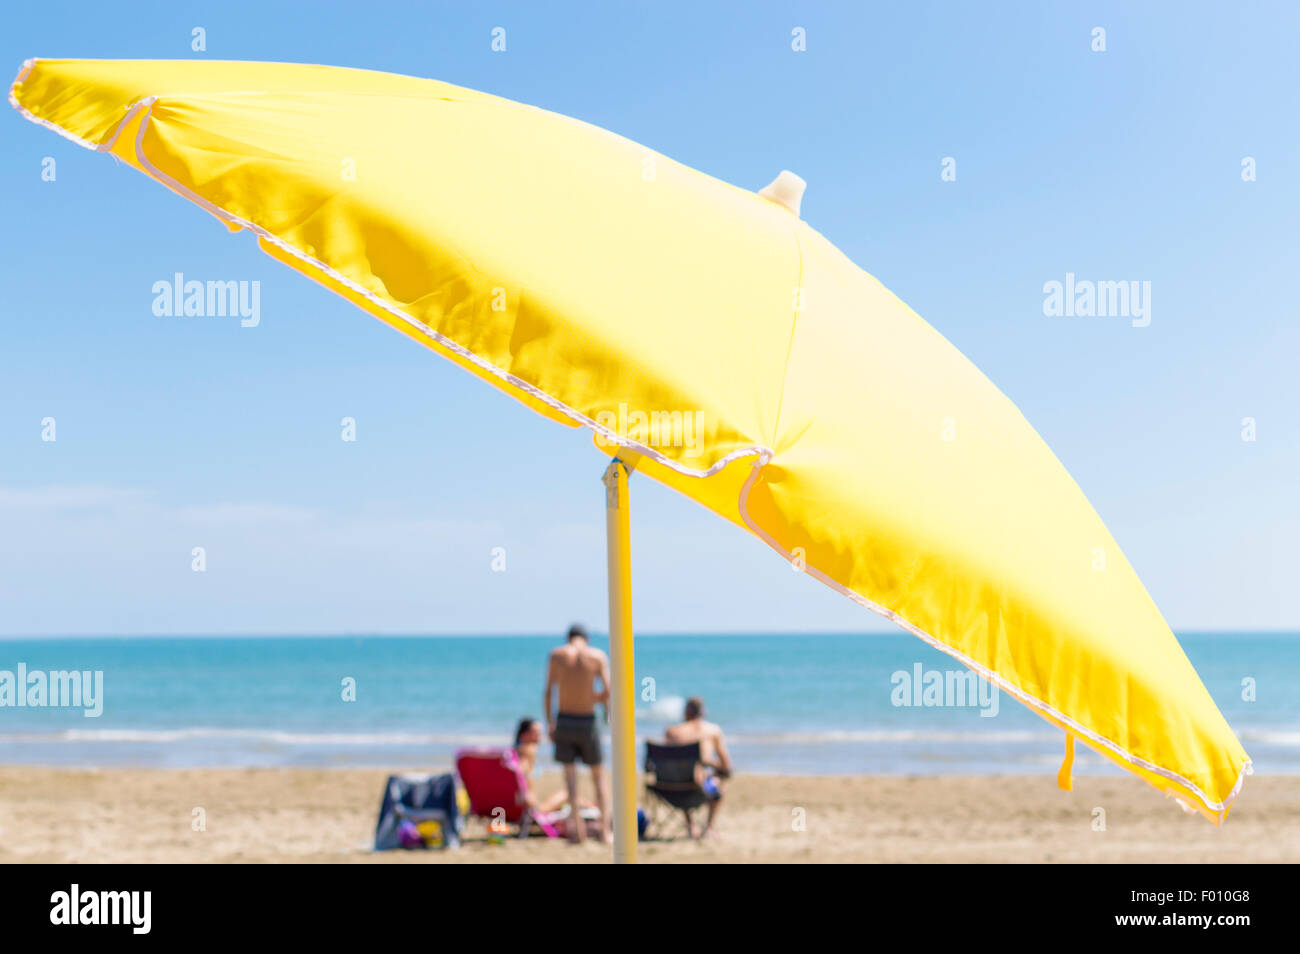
[{"x1": 1057, "y1": 733, "x2": 1075, "y2": 791}]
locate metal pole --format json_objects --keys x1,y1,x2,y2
[{"x1": 603, "y1": 458, "x2": 637, "y2": 864}]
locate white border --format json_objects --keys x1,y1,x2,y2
[{"x1": 9, "y1": 59, "x2": 101, "y2": 149}]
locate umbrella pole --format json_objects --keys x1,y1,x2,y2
[{"x1": 603, "y1": 457, "x2": 637, "y2": 864}]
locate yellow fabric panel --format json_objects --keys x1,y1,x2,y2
[
  {"x1": 10, "y1": 58, "x2": 1249, "y2": 819},
  {"x1": 11, "y1": 58, "x2": 507, "y2": 147},
  {"x1": 257, "y1": 238, "x2": 582, "y2": 429},
  {"x1": 758, "y1": 227, "x2": 1249, "y2": 816}
]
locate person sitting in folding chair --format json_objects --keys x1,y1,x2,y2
[{"x1": 645, "y1": 696, "x2": 733, "y2": 839}]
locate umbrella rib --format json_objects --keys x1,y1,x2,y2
[{"x1": 768, "y1": 225, "x2": 806, "y2": 450}]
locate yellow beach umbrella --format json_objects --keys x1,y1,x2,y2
[{"x1": 10, "y1": 59, "x2": 1250, "y2": 860}]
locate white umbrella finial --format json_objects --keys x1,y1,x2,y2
[{"x1": 759, "y1": 170, "x2": 806, "y2": 217}]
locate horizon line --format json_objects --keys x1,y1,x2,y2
[{"x1": 1, "y1": 629, "x2": 1296, "y2": 640}]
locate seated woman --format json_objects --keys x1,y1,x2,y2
[{"x1": 513, "y1": 717, "x2": 594, "y2": 817}]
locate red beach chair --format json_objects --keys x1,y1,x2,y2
[{"x1": 454, "y1": 747, "x2": 560, "y2": 838}]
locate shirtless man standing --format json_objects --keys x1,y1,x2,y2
[
  {"x1": 664, "y1": 696, "x2": 733, "y2": 837},
  {"x1": 543, "y1": 624, "x2": 611, "y2": 843}
]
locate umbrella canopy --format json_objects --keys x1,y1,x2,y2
[{"x1": 10, "y1": 58, "x2": 1250, "y2": 822}]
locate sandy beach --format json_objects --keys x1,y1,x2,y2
[{"x1": 0, "y1": 766, "x2": 1293, "y2": 863}]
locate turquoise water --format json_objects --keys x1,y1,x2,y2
[{"x1": 0, "y1": 633, "x2": 1293, "y2": 775}]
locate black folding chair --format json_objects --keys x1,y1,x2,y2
[{"x1": 643, "y1": 741, "x2": 710, "y2": 840}]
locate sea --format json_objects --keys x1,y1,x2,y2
[{"x1": 0, "y1": 632, "x2": 1293, "y2": 776}]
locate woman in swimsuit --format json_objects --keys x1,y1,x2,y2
[{"x1": 513, "y1": 717, "x2": 570, "y2": 814}]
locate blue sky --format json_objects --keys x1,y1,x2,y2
[{"x1": 1, "y1": 1, "x2": 1296, "y2": 635}]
